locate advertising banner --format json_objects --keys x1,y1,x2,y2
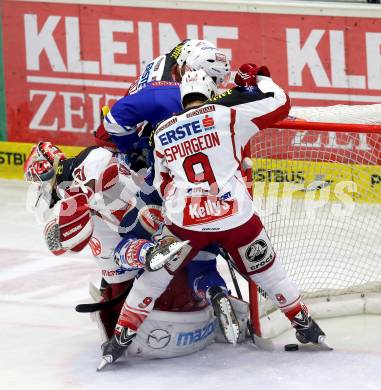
[
  {"x1": 0, "y1": 13, "x2": 6, "y2": 141},
  {"x1": 2, "y1": 1, "x2": 381, "y2": 149}
]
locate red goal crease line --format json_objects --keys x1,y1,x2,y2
[{"x1": 274, "y1": 120, "x2": 381, "y2": 134}]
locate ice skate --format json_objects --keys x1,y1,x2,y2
[
  {"x1": 97, "y1": 325, "x2": 136, "y2": 371},
  {"x1": 291, "y1": 306, "x2": 333, "y2": 350},
  {"x1": 208, "y1": 286, "x2": 240, "y2": 345},
  {"x1": 145, "y1": 238, "x2": 189, "y2": 272}
]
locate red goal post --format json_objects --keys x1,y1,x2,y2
[{"x1": 247, "y1": 104, "x2": 381, "y2": 339}]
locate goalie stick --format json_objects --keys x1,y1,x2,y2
[
  {"x1": 75, "y1": 283, "x2": 132, "y2": 313},
  {"x1": 219, "y1": 248, "x2": 274, "y2": 351}
]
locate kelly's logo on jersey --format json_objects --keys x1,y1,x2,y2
[{"x1": 183, "y1": 196, "x2": 238, "y2": 226}]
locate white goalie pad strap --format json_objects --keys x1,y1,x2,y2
[{"x1": 128, "y1": 307, "x2": 216, "y2": 358}]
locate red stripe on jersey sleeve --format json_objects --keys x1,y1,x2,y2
[{"x1": 251, "y1": 95, "x2": 291, "y2": 130}]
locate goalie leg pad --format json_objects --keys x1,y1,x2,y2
[{"x1": 93, "y1": 280, "x2": 134, "y2": 340}]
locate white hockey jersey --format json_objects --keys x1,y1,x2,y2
[
  {"x1": 153, "y1": 76, "x2": 290, "y2": 232},
  {"x1": 28, "y1": 147, "x2": 141, "y2": 283}
]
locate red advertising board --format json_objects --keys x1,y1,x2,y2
[{"x1": 2, "y1": 1, "x2": 381, "y2": 147}]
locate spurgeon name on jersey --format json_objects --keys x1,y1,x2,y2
[{"x1": 156, "y1": 109, "x2": 220, "y2": 163}]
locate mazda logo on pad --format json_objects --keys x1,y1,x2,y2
[{"x1": 147, "y1": 329, "x2": 171, "y2": 349}]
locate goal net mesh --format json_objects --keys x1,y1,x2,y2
[{"x1": 248, "y1": 104, "x2": 381, "y2": 322}]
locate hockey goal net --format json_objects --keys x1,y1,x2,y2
[{"x1": 248, "y1": 104, "x2": 381, "y2": 338}]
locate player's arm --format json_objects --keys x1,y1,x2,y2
[
  {"x1": 103, "y1": 90, "x2": 150, "y2": 153},
  {"x1": 210, "y1": 63, "x2": 290, "y2": 148}
]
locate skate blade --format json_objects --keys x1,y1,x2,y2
[
  {"x1": 97, "y1": 355, "x2": 113, "y2": 371},
  {"x1": 297, "y1": 337, "x2": 334, "y2": 352},
  {"x1": 149, "y1": 240, "x2": 189, "y2": 271},
  {"x1": 317, "y1": 335, "x2": 334, "y2": 351},
  {"x1": 219, "y1": 297, "x2": 240, "y2": 345}
]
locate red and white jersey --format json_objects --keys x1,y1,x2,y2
[
  {"x1": 68, "y1": 147, "x2": 140, "y2": 228},
  {"x1": 153, "y1": 76, "x2": 290, "y2": 232},
  {"x1": 29, "y1": 147, "x2": 142, "y2": 283}
]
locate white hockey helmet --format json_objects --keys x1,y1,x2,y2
[
  {"x1": 180, "y1": 69, "x2": 218, "y2": 105},
  {"x1": 176, "y1": 39, "x2": 216, "y2": 67},
  {"x1": 185, "y1": 45, "x2": 231, "y2": 87}
]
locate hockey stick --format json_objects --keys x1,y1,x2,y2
[
  {"x1": 219, "y1": 248, "x2": 274, "y2": 351},
  {"x1": 75, "y1": 282, "x2": 132, "y2": 313},
  {"x1": 219, "y1": 248, "x2": 257, "y2": 344}
]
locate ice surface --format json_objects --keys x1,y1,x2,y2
[{"x1": 1, "y1": 179, "x2": 381, "y2": 390}]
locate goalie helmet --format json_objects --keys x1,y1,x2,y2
[
  {"x1": 24, "y1": 141, "x2": 66, "y2": 183},
  {"x1": 176, "y1": 39, "x2": 216, "y2": 67},
  {"x1": 180, "y1": 69, "x2": 218, "y2": 104},
  {"x1": 185, "y1": 46, "x2": 231, "y2": 87}
]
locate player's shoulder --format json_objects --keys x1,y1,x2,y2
[
  {"x1": 155, "y1": 114, "x2": 180, "y2": 137},
  {"x1": 208, "y1": 86, "x2": 270, "y2": 107},
  {"x1": 85, "y1": 146, "x2": 113, "y2": 161},
  {"x1": 155, "y1": 102, "x2": 219, "y2": 133}
]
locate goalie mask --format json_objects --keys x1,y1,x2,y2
[
  {"x1": 24, "y1": 142, "x2": 66, "y2": 183},
  {"x1": 185, "y1": 46, "x2": 231, "y2": 87},
  {"x1": 180, "y1": 69, "x2": 218, "y2": 105}
]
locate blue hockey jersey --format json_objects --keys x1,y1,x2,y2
[{"x1": 103, "y1": 81, "x2": 182, "y2": 153}]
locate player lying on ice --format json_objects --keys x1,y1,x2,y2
[
  {"x1": 23, "y1": 141, "x2": 248, "y2": 359},
  {"x1": 97, "y1": 64, "x2": 331, "y2": 370}
]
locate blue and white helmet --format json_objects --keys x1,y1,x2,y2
[
  {"x1": 176, "y1": 39, "x2": 216, "y2": 67},
  {"x1": 185, "y1": 45, "x2": 231, "y2": 87}
]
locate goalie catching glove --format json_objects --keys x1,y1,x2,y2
[{"x1": 44, "y1": 192, "x2": 94, "y2": 255}]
